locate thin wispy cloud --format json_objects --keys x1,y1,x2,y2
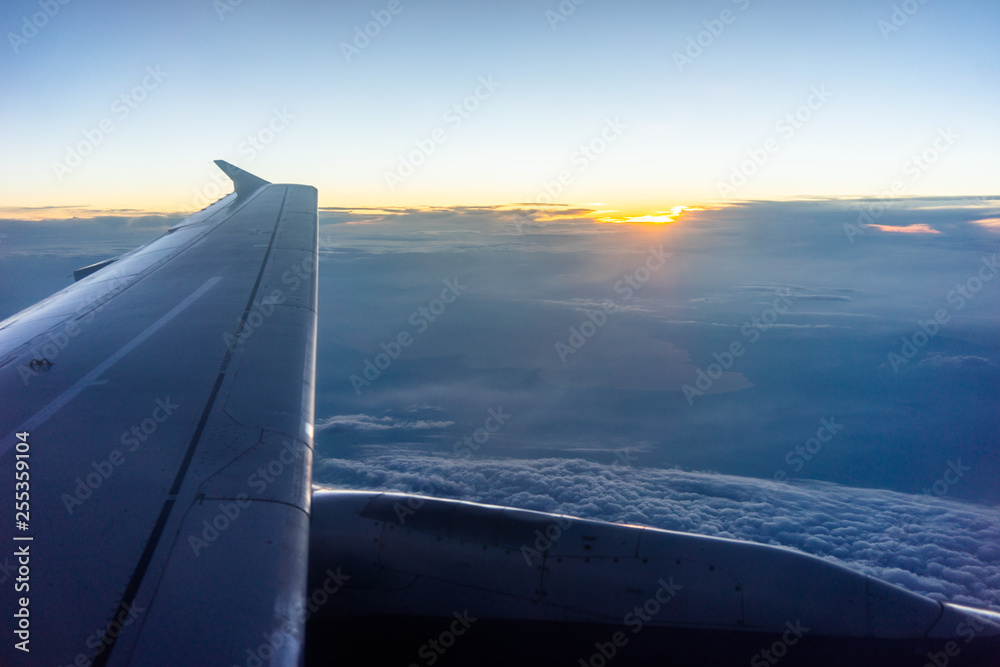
[{"x1": 315, "y1": 414, "x2": 454, "y2": 432}]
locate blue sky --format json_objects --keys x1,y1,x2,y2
[
  {"x1": 1, "y1": 0, "x2": 998, "y2": 211},
  {"x1": 2, "y1": 0, "x2": 1000, "y2": 613}
]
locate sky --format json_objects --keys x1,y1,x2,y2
[
  {"x1": 1, "y1": 0, "x2": 999, "y2": 214},
  {"x1": 2, "y1": 0, "x2": 1000, "y2": 613}
]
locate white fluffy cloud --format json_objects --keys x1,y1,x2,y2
[{"x1": 315, "y1": 451, "x2": 1000, "y2": 611}]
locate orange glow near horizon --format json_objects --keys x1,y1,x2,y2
[
  {"x1": 867, "y1": 223, "x2": 941, "y2": 235},
  {"x1": 0, "y1": 205, "x2": 169, "y2": 222},
  {"x1": 0, "y1": 200, "x2": 713, "y2": 225},
  {"x1": 971, "y1": 217, "x2": 1000, "y2": 229}
]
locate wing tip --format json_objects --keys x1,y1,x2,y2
[{"x1": 214, "y1": 160, "x2": 271, "y2": 197}]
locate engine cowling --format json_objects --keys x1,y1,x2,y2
[{"x1": 304, "y1": 490, "x2": 1000, "y2": 666}]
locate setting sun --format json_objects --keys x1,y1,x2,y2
[{"x1": 598, "y1": 205, "x2": 702, "y2": 224}]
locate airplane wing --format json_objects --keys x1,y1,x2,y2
[{"x1": 1, "y1": 161, "x2": 317, "y2": 666}]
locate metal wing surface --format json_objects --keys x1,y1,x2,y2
[{"x1": 1, "y1": 161, "x2": 317, "y2": 666}]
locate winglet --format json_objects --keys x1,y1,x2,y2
[{"x1": 214, "y1": 160, "x2": 270, "y2": 197}]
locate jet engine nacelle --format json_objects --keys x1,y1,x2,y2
[{"x1": 305, "y1": 490, "x2": 1000, "y2": 666}]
